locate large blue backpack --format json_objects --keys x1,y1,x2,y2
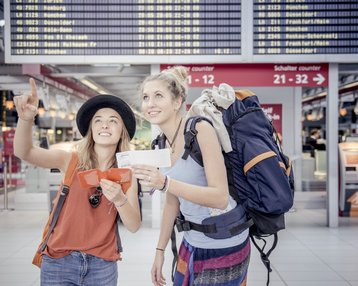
[{"x1": 152, "y1": 89, "x2": 294, "y2": 285}]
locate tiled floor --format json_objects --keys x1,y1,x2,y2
[{"x1": 1, "y1": 190, "x2": 358, "y2": 286}]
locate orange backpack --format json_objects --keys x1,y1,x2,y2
[{"x1": 32, "y1": 153, "x2": 78, "y2": 268}]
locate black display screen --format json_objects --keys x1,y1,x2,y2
[
  {"x1": 8, "y1": 1, "x2": 241, "y2": 57},
  {"x1": 253, "y1": 0, "x2": 358, "y2": 55}
]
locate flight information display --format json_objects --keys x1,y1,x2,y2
[
  {"x1": 8, "y1": 0, "x2": 241, "y2": 57},
  {"x1": 253, "y1": 0, "x2": 358, "y2": 55},
  {"x1": 5, "y1": 0, "x2": 358, "y2": 63}
]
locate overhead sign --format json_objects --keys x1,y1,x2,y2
[
  {"x1": 4, "y1": 1, "x2": 357, "y2": 64},
  {"x1": 5, "y1": 1, "x2": 242, "y2": 63},
  {"x1": 161, "y1": 64, "x2": 329, "y2": 87},
  {"x1": 253, "y1": 1, "x2": 358, "y2": 55}
]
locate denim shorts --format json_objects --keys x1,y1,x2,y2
[{"x1": 41, "y1": 251, "x2": 118, "y2": 286}]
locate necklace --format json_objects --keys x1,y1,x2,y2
[{"x1": 167, "y1": 118, "x2": 183, "y2": 154}]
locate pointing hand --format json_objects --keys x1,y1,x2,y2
[{"x1": 13, "y1": 78, "x2": 39, "y2": 121}]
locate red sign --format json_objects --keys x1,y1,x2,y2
[
  {"x1": 160, "y1": 64, "x2": 328, "y2": 87},
  {"x1": 261, "y1": 104, "x2": 282, "y2": 139},
  {"x1": 4, "y1": 129, "x2": 15, "y2": 156}
]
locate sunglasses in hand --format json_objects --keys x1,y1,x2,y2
[{"x1": 77, "y1": 168, "x2": 132, "y2": 208}]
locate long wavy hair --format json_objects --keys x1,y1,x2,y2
[{"x1": 75, "y1": 118, "x2": 131, "y2": 170}]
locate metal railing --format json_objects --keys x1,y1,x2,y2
[{"x1": 1, "y1": 160, "x2": 15, "y2": 211}]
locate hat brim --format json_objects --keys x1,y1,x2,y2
[{"x1": 76, "y1": 94, "x2": 136, "y2": 139}]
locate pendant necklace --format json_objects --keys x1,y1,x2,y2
[{"x1": 167, "y1": 118, "x2": 183, "y2": 154}]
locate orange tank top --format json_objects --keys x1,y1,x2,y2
[{"x1": 43, "y1": 155, "x2": 120, "y2": 261}]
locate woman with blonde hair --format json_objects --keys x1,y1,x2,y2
[
  {"x1": 14, "y1": 78, "x2": 141, "y2": 286},
  {"x1": 133, "y1": 66, "x2": 250, "y2": 286}
]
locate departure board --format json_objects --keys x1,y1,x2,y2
[
  {"x1": 5, "y1": 0, "x2": 358, "y2": 64},
  {"x1": 253, "y1": 0, "x2": 358, "y2": 55},
  {"x1": 6, "y1": 0, "x2": 241, "y2": 63}
]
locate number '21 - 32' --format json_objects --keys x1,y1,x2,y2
[{"x1": 273, "y1": 74, "x2": 308, "y2": 84}]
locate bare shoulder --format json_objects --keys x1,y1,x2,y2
[
  {"x1": 194, "y1": 119, "x2": 222, "y2": 153},
  {"x1": 194, "y1": 119, "x2": 216, "y2": 139},
  {"x1": 50, "y1": 149, "x2": 73, "y2": 172}
]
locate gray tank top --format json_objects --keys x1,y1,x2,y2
[{"x1": 162, "y1": 153, "x2": 248, "y2": 249}]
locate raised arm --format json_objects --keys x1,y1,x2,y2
[{"x1": 13, "y1": 78, "x2": 71, "y2": 172}]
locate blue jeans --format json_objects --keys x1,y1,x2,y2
[{"x1": 41, "y1": 251, "x2": 118, "y2": 286}]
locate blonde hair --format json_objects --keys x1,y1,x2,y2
[
  {"x1": 140, "y1": 65, "x2": 189, "y2": 108},
  {"x1": 75, "y1": 121, "x2": 131, "y2": 170}
]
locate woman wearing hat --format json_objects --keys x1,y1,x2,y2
[
  {"x1": 13, "y1": 78, "x2": 141, "y2": 286},
  {"x1": 133, "y1": 66, "x2": 250, "y2": 286}
]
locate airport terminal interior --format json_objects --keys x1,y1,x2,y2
[{"x1": 1, "y1": 1, "x2": 358, "y2": 286}]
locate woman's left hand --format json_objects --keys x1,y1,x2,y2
[
  {"x1": 100, "y1": 179, "x2": 125, "y2": 203},
  {"x1": 132, "y1": 164, "x2": 166, "y2": 190}
]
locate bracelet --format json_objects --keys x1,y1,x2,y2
[
  {"x1": 163, "y1": 176, "x2": 171, "y2": 193},
  {"x1": 158, "y1": 175, "x2": 168, "y2": 191},
  {"x1": 115, "y1": 196, "x2": 128, "y2": 208},
  {"x1": 156, "y1": 247, "x2": 165, "y2": 252}
]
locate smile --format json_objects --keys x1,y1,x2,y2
[{"x1": 148, "y1": 111, "x2": 161, "y2": 116}]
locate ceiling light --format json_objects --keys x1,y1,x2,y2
[
  {"x1": 49, "y1": 108, "x2": 57, "y2": 118},
  {"x1": 68, "y1": 112, "x2": 76, "y2": 121},
  {"x1": 341, "y1": 81, "x2": 358, "y2": 89},
  {"x1": 38, "y1": 100, "x2": 46, "y2": 116},
  {"x1": 5, "y1": 91, "x2": 14, "y2": 110},
  {"x1": 339, "y1": 102, "x2": 347, "y2": 117},
  {"x1": 81, "y1": 78, "x2": 101, "y2": 91},
  {"x1": 339, "y1": 108, "x2": 347, "y2": 117},
  {"x1": 5, "y1": 100, "x2": 14, "y2": 110}
]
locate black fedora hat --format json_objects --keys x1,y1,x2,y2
[{"x1": 76, "y1": 94, "x2": 136, "y2": 139}]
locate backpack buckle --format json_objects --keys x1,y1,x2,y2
[
  {"x1": 184, "y1": 130, "x2": 197, "y2": 147},
  {"x1": 61, "y1": 185, "x2": 70, "y2": 195},
  {"x1": 175, "y1": 217, "x2": 191, "y2": 232}
]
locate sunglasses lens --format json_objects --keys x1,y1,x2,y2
[{"x1": 89, "y1": 187, "x2": 102, "y2": 208}]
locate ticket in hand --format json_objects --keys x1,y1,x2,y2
[{"x1": 116, "y1": 149, "x2": 171, "y2": 168}]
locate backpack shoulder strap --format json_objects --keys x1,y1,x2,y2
[
  {"x1": 39, "y1": 152, "x2": 79, "y2": 252},
  {"x1": 235, "y1": 89, "x2": 256, "y2": 100},
  {"x1": 182, "y1": 116, "x2": 213, "y2": 166},
  {"x1": 151, "y1": 133, "x2": 166, "y2": 150}
]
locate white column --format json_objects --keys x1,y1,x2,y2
[
  {"x1": 294, "y1": 87, "x2": 302, "y2": 192},
  {"x1": 326, "y1": 63, "x2": 339, "y2": 227}
]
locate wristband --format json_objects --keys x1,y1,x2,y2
[
  {"x1": 158, "y1": 175, "x2": 168, "y2": 191},
  {"x1": 163, "y1": 176, "x2": 171, "y2": 193},
  {"x1": 156, "y1": 247, "x2": 165, "y2": 251}
]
